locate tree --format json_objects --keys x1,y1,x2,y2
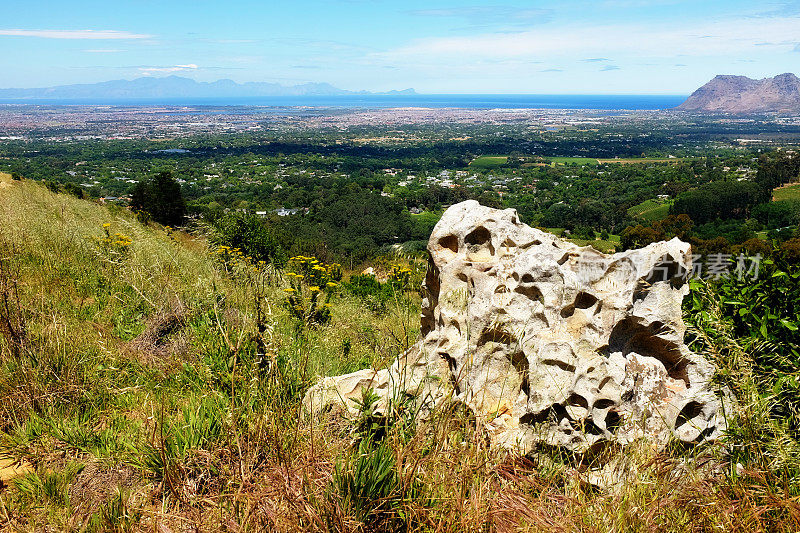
[
  {"x1": 130, "y1": 171, "x2": 187, "y2": 227},
  {"x1": 620, "y1": 224, "x2": 664, "y2": 250},
  {"x1": 217, "y1": 212, "x2": 285, "y2": 265}
]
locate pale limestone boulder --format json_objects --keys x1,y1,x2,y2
[{"x1": 304, "y1": 200, "x2": 726, "y2": 453}]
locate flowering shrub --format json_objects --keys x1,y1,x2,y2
[
  {"x1": 97, "y1": 223, "x2": 132, "y2": 258},
  {"x1": 286, "y1": 255, "x2": 342, "y2": 288},
  {"x1": 215, "y1": 245, "x2": 248, "y2": 268},
  {"x1": 388, "y1": 265, "x2": 412, "y2": 290},
  {"x1": 283, "y1": 256, "x2": 341, "y2": 328}
]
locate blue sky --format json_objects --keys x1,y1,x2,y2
[{"x1": 1, "y1": 0, "x2": 799, "y2": 93}]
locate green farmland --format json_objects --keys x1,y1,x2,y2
[
  {"x1": 469, "y1": 155, "x2": 508, "y2": 168},
  {"x1": 774, "y1": 183, "x2": 800, "y2": 202},
  {"x1": 627, "y1": 198, "x2": 673, "y2": 221}
]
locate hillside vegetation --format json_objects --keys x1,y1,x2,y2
[{"x1": 0, "y1": 178, "x2": 798, "y2": 531}]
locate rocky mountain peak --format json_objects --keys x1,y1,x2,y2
[{"x1": 677, "y1": 73, "x2": 800, "y2": 113}]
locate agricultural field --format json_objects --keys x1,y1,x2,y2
[
  {"x1": 597, "y1": 157, "x2": 689, "y2": 164},
  {"x1": 774, "y1": 182, "x2": 800, "y2": 202},
  {"x1": 628, "y1": 198, "x2": 673, "y2": 221},
  {"x1": 543, "y1": 156, "x2": 599, "y2": 166},
  {"x1": 469, "y1": 155, "x2": 508, "y2": 168},
  {"x1": 567, "y1": 236, "x2": 620, "y2": 253}
]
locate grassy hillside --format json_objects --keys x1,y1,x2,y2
[
  {"x1": 627, "y1": 198, "x2": 673, "y2": 222},
  {"x1": 0, "y1": 178, "x2": 798, "y2": 531},
  {"x1": 774, "y1": 183, "x2": 800, "y2": 202}
]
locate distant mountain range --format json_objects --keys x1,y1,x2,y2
[
  {"x1": 677, "y1": 73, "x2": 800, "y2": 113},
  {"x1": 0, "y1": 76, "x2": 417, "y2": 100}
]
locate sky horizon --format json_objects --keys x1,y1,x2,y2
[{"x1": 1, "y1": 0, "x2": 799, "y2": 94}]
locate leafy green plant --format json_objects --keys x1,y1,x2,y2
[
  {"x1": 686, "y1": 261, "x2": 800, "y2": 489},
  {"x1": 86, "y1": 489, "x2": 141, "y2": 533},
  {"x1": 703, "y1": 260, "x2": 800, "y2": 431},
  {"x1": 13, "y1": 462, "x2": 84, "y2": 510},
  {"x1": 331, "y1": 437, "x2": 401, "y2": 525},
  {"x1": 139, "y1": 393, "x2": 227, "y2": 491}
]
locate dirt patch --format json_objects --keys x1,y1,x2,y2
[
  {"x1": 127, "y1": 302, "x2": 189, "y2": 361},
  {"x1": 69, "y1": 461, "x2": 141, "y2": 514}
]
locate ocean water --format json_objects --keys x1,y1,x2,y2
[{"x1": 0, "y1": 94, "x2": 687, "y2": 110}]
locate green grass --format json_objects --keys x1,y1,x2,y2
[
  {"x1": 628, "y1": 198, "x2": 673, "y2": 221},
  {"x1": 774, "y1": 183, "x2": 800, "y2": 202},
  {"x1": 596, "y1": 157, "x2": 691, "y2": 164},
  {"x1": 544, "y1": 156, "x2": 599, "y2": 166},
  {"x1": 568, "y1": 237, "x2": 620, "y2": 253},
  {"x1": 469, "y1": 155, "x2": 508, "y2": 168}
]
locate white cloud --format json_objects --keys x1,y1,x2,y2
[
  {"x1": 0, "y1": 29, "x2": 152, "y2": 39},
  {"x1": 84, "y1": 49, "x2": 125, "y2": 53},
  {"x1": 409, "y1": 6, "x2": 553, "y2": 29},
  {"x1": 139, "y1": 64, "x2": 198, "y2": 74},
  {"x1": 377, "y1": 16, "x2": 800, "y2": 62}
]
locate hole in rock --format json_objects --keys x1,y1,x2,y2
[
  {"x1": 477, "y1": 326, "x2": 516, "y2": 347},
  {"x1": 541, "y1": 358, "x2": 576, "y2": 373},
  {"x1": 608, "y1": 318, "x2": 690, "y2": 385},
  {"x1": 644, "y1": 253, "x2": 687, "y2": 288},
  {"x1": 605, "y1": 411, "x2": 621, "y2": 433},
  {"x1": 561, "y1": 291, "x2": 598, "y2": 318},
  {"x1": 520, "y1": 404, "x2": 569, "y2": 426},
  {"x1": 515, "y1": 283, "x2": 544, "y2": 303},
  {"x1": 575, "y1": 292, "x2": 598, "y2": 309},
  {"x1": 593, "y1": 398, "x2": 615, "y2": 410},
  {"x1": 438, "y1": 234, "x2": 459, "y2": 254},
  {"x1": 584, "y1": 419, "x2": 604, "y2": 436},
  {"x1": 501, "y1": 237, "x2": 517, "y2": 249},
  {"x1": 633, "y1": 281, "x2": 649, "y2": 304},
  {"x1": 510, "y1": 350, "x2": 529, "y2": 397},
  {"x1": 675, "y1": 401, "x2": 704, "y2": 429},
  {"x1": 540, "y1": 343, "x2": 576, "y2": 372},
  {"x1": 421, "y1": 256, "x2": 440, "y2": 336},
  {"x1": 465, "y1": 226, "x2": 494, "y2": 255},
  {"x1": 519, "y1": 239, "x2": 542, "y2": 249},
  {"x1": 567, "y1": 393, "x2": 589, "y2": 410}
]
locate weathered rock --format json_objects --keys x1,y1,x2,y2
[{"x1": 304, "y1": 200, "x2": 725, "y2": 453}]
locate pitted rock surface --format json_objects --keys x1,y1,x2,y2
[{"x1": 304, "y1": 200, "x2": 725, "y2": 453}]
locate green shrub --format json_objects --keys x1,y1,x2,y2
[
  {"x1": 215, "y1": 212, "x2": 285, "y2": 265},
  {"x1": 686, "y1": 260, "x2": 800, "y2": 489}
]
